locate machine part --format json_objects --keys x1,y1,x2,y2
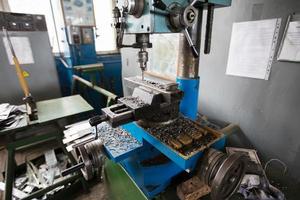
[
  {"x1": 182, "y1": 5, "x2": 198, "y2": 27},
  {"x1": 89, "y1": 115, "x2": 108, "y2": 127},
  {"x1": 124, "y1": 0, "x2": 145, "y2": 18},
  {"x1": 74, "y1": 140, "x2": 104, "y2": 181},
  {"x1": 183, "y1": 28, "x2": 199, "y2": 57},
  {"x1": 177, "y1": 34, "x2": 199, "y2": 78},
  {"x1": 225, "y1": 148, "x2": 286, "y2": 200},
  {"x1": 77, "y1": 145, "x2": 93, "y2": 180},
  {"x1": 177, "y1": 134, "x2": 193, "y2": 146},
  {"x1": 2, "y1": 27, "x2": 38, "y2": 121},
  {"x1": 72, "y1": 75, "x2": 118, "y2": 101},
  {"x1": 23, "y1": 95, "x2": 38, "y2": 121},
  {"x1": 197, "y1": 148, "x2": 247, "y2": 200},
  {"x1": 144, "y1": 116, "x2": 222, "y2": 157},
  {"x1": 177, "y1": 176, "x2": 211, "y2": 200},
  {"x1": 126, "y1": 76, "x2": 179, "y2": 92},
  {"x1": 124, "y1": 76, "x2": 183, "y2": 103},
  {"x1": 66, "y1": 26, "x2": 82, "y2": 45},
  {"x1": 61, "y1": 162, "x2": 85, "y2": 177},
  {"x1": 169, "y1": 138, "x2": 183, "y2": 150},
  {"x1": 95, "y1": 77, "x2": 183, "y2": 127},
  {"x1": 211, "y1": 153, "x2": 246, "y2": 200},
  {"x1": 153, "y1": 0, "x2": 167, "y2": 11},
  {"x1": 137, "y1": 49, "x2": 148, "y2": 80},
  {"x1": 204, "y1": 4, "x2": 214, "y2": 54},
  {"x1": 102, "y1": 103, "x2": 135, "y2": 127},
  {"x1": 166, "y1": 2, "x2": 199, "y2": 58},
  {"x1": 135, "y1": 34, "x2": 151, "y2": 79}
]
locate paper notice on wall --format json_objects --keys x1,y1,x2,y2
[
  {"x1": 277, "y1": 21, "x2": 300, "y2": 62},
  {"x1": 226, "y1": 19, "x2": 281, "y2": 80},
  {"x1": 3, "y1": 37, "x2": 35, "y2": 65}
]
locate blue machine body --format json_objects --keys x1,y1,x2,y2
[
  {"x1": 102, "y1": 77, "x2": 226, "y2": 198},
  {"x1": 120, "y1": 0, "x2": 232, "y2": 34},
  {"x1": 55, "y1": 0, "x2": 232, "y2": 197},
  {"x1": 176, "y1": 77, "x2": 200, "y2": 120},
  {"x1": 102, "y1": 0, "x2": 232, "y2": 196}
]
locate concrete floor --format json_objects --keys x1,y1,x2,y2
[{"x1": 74, "y1": 182, "x2": 108, "y2": 200}]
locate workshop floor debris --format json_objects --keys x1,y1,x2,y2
[
  {"x1": 0, "y1": 149, "x2": 69, "y2": 199},
  {"x1": 0, "y1": 103, "x2": 26, "y2": 130},
  {"x1": 63, "y1": 121, "x2": 142, "y2": 159}
]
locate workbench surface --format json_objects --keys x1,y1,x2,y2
[{"x1": 0, "y1": 95, "x2": 93, "y2": 135}]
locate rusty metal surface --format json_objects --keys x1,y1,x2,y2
[
  {"x1": 144, "y1": 116, "x2": 221, "y2": 157},
  {"x1": 177, "y1": 176, "x2": 211, "y2": 200}
]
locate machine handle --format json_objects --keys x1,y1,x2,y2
[
  {"x1": 89, "y1": 115, "x2": 108, "y2": 127},
  {"x1": 153, "y1": 0, "x2": 167, "y2": 10},
  {"x1": 183, "y1": 28, "x2": 199, "y2": 58},
  {"x1": 204, "y1": 4, "x2": 214, "y2": 54},
  {"x1": 61, "y1": 162, "x2": 85, "y2": 177}
]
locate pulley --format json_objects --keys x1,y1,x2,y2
[{"x1": 197, "y1": 148, "x2": 247, "y2": 200}]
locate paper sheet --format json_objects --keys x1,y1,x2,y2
[
  {"x1": 3, "y1": 36, "x2": 35, "y2": 65},
  {"x1": 226, "y1": 19, "x2": 281, "y2": 80},
  {"x1": 277, "y1": 21, "x2": 300, "y2": 62}
]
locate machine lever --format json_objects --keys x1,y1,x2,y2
[
  {"x1": 89, "y1": 115, "x2": 108, "y2": 127},
  {"x1": 61, "y1": 162, "x2": 85, "y2": 177},
  {"x1": 183, "y1": 28, "x2": 199, "y2": 58},
  {"x1": 153, "y1": 0, "x2": 167, "y2": 11},
  {"x1": 204, "y1": 4, "x2": 214, "y2": 54}
]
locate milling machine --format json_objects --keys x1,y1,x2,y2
[{"x1": 63, "y1": 0, "x2": 249, "y2": 199}]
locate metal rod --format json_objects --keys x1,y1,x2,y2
[
  {"x1": 61, "y1": 162, "x2": 85, "y2": 177},
  {"x1": 21, "y1": 174, "x2": 81, "y2": 200},
  {"x1": 3, "y1": 27, "x2": 31, "y2": 97},
  {"x1": 183, "y1": 28, "x2": 199, "y2": 58},
  {"x1": 72, "y1": 75, "x2": 118, "y2": 100},
  {"x1": 204, "y1": 4, "x2": 214, "y2": 54},
  {"x1": 4, "y1": 148, "x2": 15, "y2": 200}
]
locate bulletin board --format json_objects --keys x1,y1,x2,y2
[{"x1": 61, "y1": 0, "x2": 95, "y2": 26}]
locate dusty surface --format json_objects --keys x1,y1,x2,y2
[{"x1": 74, "y1": 182, "x2": 108, "y2": 200}]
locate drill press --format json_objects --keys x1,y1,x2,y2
[{"x1": 63, "y1": 0, "x2": 250, "y2": 199}]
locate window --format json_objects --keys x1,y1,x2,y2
[
  {"x1": 8, "y1": 0, "x2": 117, "y2": 54},
  {"x1": 8, "y1": 0, "x2": 69, "y2": 55},
  {"x1": 93, "y1": 0, "x2": 117, "y2": 52}
]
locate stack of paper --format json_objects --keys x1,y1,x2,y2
[{"x1": 0, "y1": 103, "x2": 26, "y2": 130}]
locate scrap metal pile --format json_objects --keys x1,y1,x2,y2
[
  {"x1": 96, "y1": 122, "x2": 142, "y2": 158},
  {"x1": 63, "y1": 121, "x2": 142, "y2": 180},
  {"x1": 145, "y1": 116, "x2": 222, "y2": 157}
]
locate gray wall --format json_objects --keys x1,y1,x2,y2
[
  {"x1": 0, "y1": 31, "x2": 61, "y2": 104},
  {"x1": 120, "y1": 0, "x2": 300, "y2": 181},
  {"x1": 198, "y1": 0, "x2": 300, "y2": 180}
]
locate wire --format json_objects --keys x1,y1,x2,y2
[{"x1": 264, "y1": 158, "x2": 287, "y2": 176}]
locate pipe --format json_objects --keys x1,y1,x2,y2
[{"x1": 72, "y1": 75, "x2": 118, "y2": 100}]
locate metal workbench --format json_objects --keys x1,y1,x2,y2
[{"x1": 0, "y1": 95, "x2": 93, "y2": 200}]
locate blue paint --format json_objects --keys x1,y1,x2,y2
[
  {"x1": 55, "y1": 57, "x2": 73, "y2": 96},
  {"x1": 176, "y1": 77, "x2": 200, "y2": 120},
  {"x1": 55, "y1": 53, "x2": 123, "y2": 112},
  {"x1": 119, "y1": 141, "x2": 183, "y2": 198},
  {"x1": 123, "y1": 122, "x2": 205, "y2": 170},
  {"x1": 69, "y1": 44, "x2": 97, "y2": 65}
]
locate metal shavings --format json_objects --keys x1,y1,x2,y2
[
  {"x1": 119, "y1": 96, "x2": 148, "y2": 109},
  {"x1": 130, "y1": 77, "x2": 167, "y2": 90},
  {"x1": 145, "y1": 116, "x2": 218, "y2": 156},
  {"x1": 96, "y1": 122, "x2": 142, "y2": 157}
]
